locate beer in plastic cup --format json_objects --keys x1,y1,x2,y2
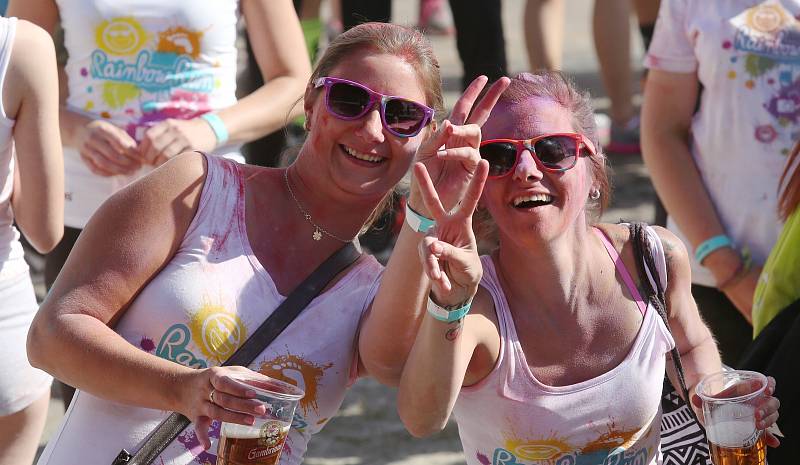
[
  {"x1": 216, "y1": 374, "x2": 304, "y2": 465},
  {"x1": 696, "y1": 370, "x2": 767, "y2": 465}
]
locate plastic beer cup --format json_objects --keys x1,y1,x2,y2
[
  {"x1": 696, "y1": 370, "x2": 767, "y2": 465},
  {"x1": 216, "y1": 374, "x2": 304, "y2": 465}
]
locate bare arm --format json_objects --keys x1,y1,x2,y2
[
  {"x1": 395, "y1": 160, "x2": 496, "y2": 437},
  {"x1": 658, "y1": 227, "x2": 781, "y2": 443},
  {"x1": 641, "y1": 70, "x2": 754, "y2": 319},
  {"x1": 226, "y1": 0, "x2": 311, "y2": 143},
  {"x1": 655, "y1": 227, "x2": 722, "y2": 396},
  {"x1": 358, "y1": 78, "x2": 509, "y2": 386},
  {"x1": 26, "y1": 153, "x2": 265, "y2": 448},
  {"x1": 8, "y1": 20, "x2": 63, "y2": 252},
  {"x1": 398, "y1": 288, "x2": 496, "y2": 437}
]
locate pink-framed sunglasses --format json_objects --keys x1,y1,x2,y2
[
  {"x1": 313, "y1": 77, "x2": 435, "y2": 138},
  {"x1": 478, "y1": 133, "x2": 595, "y2": 178}
]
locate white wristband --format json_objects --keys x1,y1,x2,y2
[
  {"x1": 405, "y1": 202, "x2": 435, "y2": 233},
  {"x1": 426, "y1": 296, "x2": 472, "y2": 323}
]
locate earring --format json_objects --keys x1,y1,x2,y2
[
  {"x1": 589, "y1": 188, "x2": 600, "y2": 200},
  {"x1": 303, "y1": 118, "x2": 311, "y2": 131}
]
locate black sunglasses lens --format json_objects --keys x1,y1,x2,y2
[
  {"x1": 480, "y1": 142, "x2": 517, "y2": 176},
  {"x1": 533, "y1": 136, "x2": 576, "y2": 169},
  {"x1": 384, "y1": 98, "x2": 427, "y2": 135},
  {"x1": 327, "y1": 82, "x2": 370, "y2": 117}
]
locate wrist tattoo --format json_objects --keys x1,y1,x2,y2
[{"x1": 445, "y1": 319, "x2": 464, "y2": 342}]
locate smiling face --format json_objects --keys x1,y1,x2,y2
[
  {"x1": 480, "y1": 97, "x2": 595, "y2": 244},
  {"x1": 301, "y1": 51, "x2": 430, "y2": 201}
]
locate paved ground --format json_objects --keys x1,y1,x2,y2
[{"x1": 34, "y1": 0, "x2": 656, "y2": 463}]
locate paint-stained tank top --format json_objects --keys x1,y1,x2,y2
[
  {"x1": 55, "y1": 0, "x2": 244, "y2": 227},
  {"x1": 36, "y1": 155, "x2": 383, "y2": 465},
  {"x1": 452, "y1": 227, "x2": 675, "y2": 465}
]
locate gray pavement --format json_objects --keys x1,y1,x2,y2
[{"x1": 35, "y1": 0, "x2": 656, "y2": 463}]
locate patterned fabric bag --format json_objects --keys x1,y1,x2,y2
[{"x1": 628, "y1": 223, "x2": 712, "y2": 465}]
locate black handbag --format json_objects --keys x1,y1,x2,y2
[
  {"x1": 111, "y1": 242, "x2": 360, "y2": 465},
  {"x1": 628, "y1": 223, "x2": 712, "y2": 465}
]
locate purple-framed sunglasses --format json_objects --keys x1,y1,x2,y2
[{"x1": 314, "y1": 76, "x2": 434, "y2": 138}]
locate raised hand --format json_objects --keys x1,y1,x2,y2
[
  {"x1": 414, "y1": 160, "x2": 488, "y2": 307},
  {"x1": 411, "y1": 75, "x2": 510, "y2": 213}
]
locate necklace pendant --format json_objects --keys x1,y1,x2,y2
[{"x1": 313, "y1": 229, "x2": 323, "y2": 241}]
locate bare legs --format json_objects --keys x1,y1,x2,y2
[
  {"x1": 524, "y1": 0, "x2": 564, "y2": 71},
  {"x1": 593, "y1": 0, "x2": 634, "y2": 126},
  {"x1": 0, "y1": 392, "x2": 49, "y2": 465},
  {"x1": 526, "y1": 0, "x2": 638, "y2": 126}
]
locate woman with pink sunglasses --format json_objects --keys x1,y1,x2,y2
[
  {"x1": 397, "y1": 72, "x2": 781, "y2": 464},
  {"x1": 26, "y1": 21, "x2": 510, "y2": 465}
]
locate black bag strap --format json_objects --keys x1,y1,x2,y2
[
  {"x1": 627, "y1": 222, "x2": 702, "y2": 425},
  {"x1": 112, "y1": 242, "x2": 361, "y2": 465}
]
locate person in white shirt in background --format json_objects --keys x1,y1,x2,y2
[{"x1": 0, "y1": 15, "x2": 63, "y2": 465}]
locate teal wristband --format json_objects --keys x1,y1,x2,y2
[
  {"x1": 405, "y1": 203, "x2": 436, "y2": 233},
  {"x1": 200, "y1": 113, "x2": 229, "y2": 146},
  {"x1": 695, "y1": 234, "x2": 733, "y2": 264},
  {"x1": 426, "y1": 296, "x2": 472, "y2": 323}
]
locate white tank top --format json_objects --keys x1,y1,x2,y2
[
  {"x1": 0, "y1": 16, "x2": 26, "y2": 281},
  {"x1": 452, "y1": 227, "x2": 675, "y2": 465},
  {"x1": 36, "y1": 155, "x2": 383, "y2": 465},
  {"x1": 55, "y1": 0, "x2": 244, "y2": 228}
]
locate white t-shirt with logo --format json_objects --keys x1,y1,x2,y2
[
  {"x1": 645, "y1": 0, "x2": 799, "y2": 286},
  {"x1": 56, "y1": 0, "x2": 243, "y2": 228}
]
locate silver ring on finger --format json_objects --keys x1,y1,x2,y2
[{"x1": 209, "y1": 388, "x2": 216, "y2": 405}]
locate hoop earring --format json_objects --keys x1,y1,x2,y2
[{"x1": 589, "y1": 188, "x2": 600, "y2": 200}]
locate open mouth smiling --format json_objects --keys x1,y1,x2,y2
[
  {"x1": 341, "y1": 144, "x2": 385, "y2": 164},
  {"x1": 512, "y1": 193, "x2": 554, "y2": 209}
]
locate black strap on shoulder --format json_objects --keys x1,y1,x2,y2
[
  {"x1": 112, "y1": 242, "x2": 360, "y2": 465},
  {"x1": 628, "y1": 222, "x2": 702, "y2": 425}
]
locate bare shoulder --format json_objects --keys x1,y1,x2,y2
[
  {"x1": 649, "y1": 225, "x2": 691, "y2": 275},
  {"x1": 4, "y1": 19, "x2": 56, "y2": 116},
  {"x1": 124, "y1": 151, "x2": 208, "y2": 206},
  {"x1": 12, "y1": 18, "x2": 52, "y2": 43},
  {"x1": 594, "y1": 222, "x2": 631, "y2": 246},
  {"x1": 8, "y1": 19, "x2": 56, "y2": 79}
]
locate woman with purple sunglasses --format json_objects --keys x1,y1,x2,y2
[
  {"x1": 397, "y1": 71, "x2": 781, "y2": 464},
  {"x1": 27, "y1": 22, "x2": 510, "y2": 465}
]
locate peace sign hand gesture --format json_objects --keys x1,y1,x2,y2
[
  {"x1": 411, "y1": 75, "x2": 510, "y2": 214},
  {"x1": 414, "y1": 160, "x2": 488, "y2": 307}
]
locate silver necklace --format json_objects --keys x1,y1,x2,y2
[{"x1": 284, "y1": 169, "x2": 351, "y2": 242}]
